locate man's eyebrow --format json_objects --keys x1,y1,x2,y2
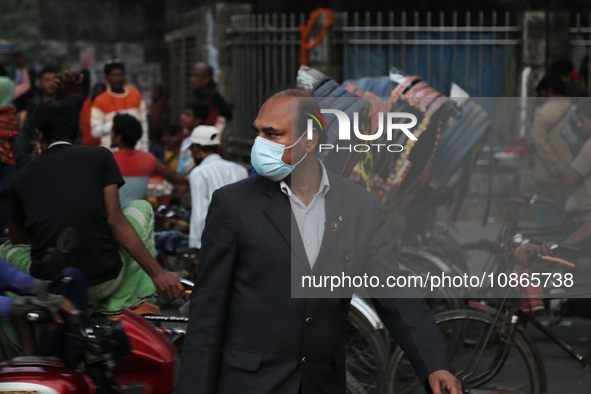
[{"x1": 254, "y1": 126, "x2": 280, "y2": 134}]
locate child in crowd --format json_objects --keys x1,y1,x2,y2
[{"x1": 161, "y1": 124, "x2": 182, "y2": 171}]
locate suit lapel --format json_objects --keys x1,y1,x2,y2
[
  {"x1": 262, "y1": 178, "x2": 311, "y2": 272},
  {"x1": 313, "y1": 173, "x2": 346, "y2": 272}
]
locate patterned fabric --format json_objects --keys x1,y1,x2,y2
[
  {"x1": 0, "y1": 106, "x2": 19, "y2": 165},
  {"x1": 280, "y1": 160, "x2": 330, "y2": 268},
  {"x1": 0, "y1": 199, "x2": 157, "y2": 314},
  {"x1": 97, "y1": 200, "x2": 157, "y2": 313}
]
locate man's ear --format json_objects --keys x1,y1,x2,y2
[{"x1": 304, "y1": 127, "x2": 320, "y2": 153}]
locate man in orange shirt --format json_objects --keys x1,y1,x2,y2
[{"x1": 91, "y1": 59, "x2": 149, "y2": 151}]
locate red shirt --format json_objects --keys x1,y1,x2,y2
[
  {"x1": 112, "y1": 150, "x2": 157, "y2": 206},
  {"x1": 112, "y1": 150, "x2": 157, "y2": 177}
]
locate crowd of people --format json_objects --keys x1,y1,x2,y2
[
  {"x1": 0, "y1": 56, "x2": 235, "y2": 233},
  {"x1": 0, "y1": 52, "x2": 253, "y2": 373},
  {"x1": 0, "y1": 49, "x2": 465, "y2": 393},
  {"x1": 2, "y1": 51, "x2": 591, "y2": 393}
]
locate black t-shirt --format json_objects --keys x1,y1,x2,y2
[{"x1": 10, "y1": 144, "x2": 125, "y2": 286}]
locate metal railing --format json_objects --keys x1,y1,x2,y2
[
  {"x1": 337, "y1": 11, "x2": 520, "y2": 97},
  {"x1": 225, "y1": 11, "x2": 521, "y2": 158},
  {"x1": 227, "y1": 13, "x2": 306, "y2": 156},
  {"x1": 168, "y1": 27, "x2": 203, "y2": 123}
]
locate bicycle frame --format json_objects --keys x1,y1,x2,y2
[
  {"x1": 524, "y1": 312, "x2": 591, "y2": 368},
  {"x1": 460, "y1": 287, "x2": 515, "y2": 387},
  {"x1": 465, "y1": 286, "x2": 591, "y2": 390}
]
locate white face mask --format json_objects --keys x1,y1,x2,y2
[{"x1": 250, "y1": 132, "x2": 307, "y2": 182}]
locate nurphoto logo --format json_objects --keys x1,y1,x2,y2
[{"x1": 305, "y1": 108, "x2": 418, "y2": 153}]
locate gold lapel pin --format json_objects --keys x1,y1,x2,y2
[{"x1": 332, "y1": 222, "x2": 339, "y2": 231}]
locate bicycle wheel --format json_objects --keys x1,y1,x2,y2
[
  {"x1": 346, "y1": 304, "x2": 389, "y2": 393},
  {"x1": 346, "y1": 371, "x2": 368, "y2": 394},
  {"x1": 397, "y1": 254, "x2": 464, "y2": 314},
  {"x1": 385, "y1": 310, "x2": 547, "y2": 394}
]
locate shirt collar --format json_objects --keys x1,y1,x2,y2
[
  {"x1": 48, "y1": 141, "x2": 73, "y2": 149},
  {"x1": 108, "y1": 86, "x2": 129, "y2": 98},
  {"x1": 199, "y1": 153, "x2": 222, "y2": 166},
  {"x1": 280, "y1": 160, "x2": 330, "y2": 198}
]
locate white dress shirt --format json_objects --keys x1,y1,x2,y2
[
  {"x1": 280, "y1": 161, "x2": 330, "y2": 268},
  {"x1": 189, "y1": 154, "x2": 248, "y2": 248}
]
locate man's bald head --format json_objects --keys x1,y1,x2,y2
[
  {"x1": 261, "y1": 88, "x2": 326, "y2": 145},
  {"x1": 190, "y1": 62, "x2": 214, "y2": 89}
]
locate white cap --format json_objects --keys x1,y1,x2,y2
[{"x1": 189, "y1": 125, "x2": 220, "y2": 146}]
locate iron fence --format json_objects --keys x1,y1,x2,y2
[
  {"x1": 337, "y1": 11, "x2": 520, "y2": 97},
  {"x1": 168, "y1": 27, "x2": 206, "y2": 123},
  {"x1": 225, "y1": 11, "x2": 521, "y2": 157},
  {"x1": 227, "y1": 13, "x2": 305, "y2": 156}
]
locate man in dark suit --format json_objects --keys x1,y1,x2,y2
[{"x1": 177, "y1": 89, "x2": 461, "y2": 394}]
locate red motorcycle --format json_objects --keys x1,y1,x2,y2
[{"x1": 0, "y1": 308, "x2": 177, "y2": 394}]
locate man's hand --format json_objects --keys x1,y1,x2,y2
[
  {"x1": 152, "y1": 270, "x2": 185, "y2": 300},
  {"x1": 12, "y1": 293, "x2": 78, "y2": 325},
  {"x1": 53, "y1": 298, "x2": 79, "y2": 324},
  {"x1": 56, "y1": 70, "x2": 84, "y2": 98},
  {"x1": 538, "y1": 242, "x2": 554, "y2": 257},
  {"x1": 428, "y1": 370, "x2": 462, "y2": 394}
]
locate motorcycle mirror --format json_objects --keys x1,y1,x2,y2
[{"x1": 57, "y1": 228, "x2": 79, "y2": 253}]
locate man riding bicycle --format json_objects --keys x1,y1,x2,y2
[{"x1": 5, "y1": 79, "x2": 184, "y2": 314}]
